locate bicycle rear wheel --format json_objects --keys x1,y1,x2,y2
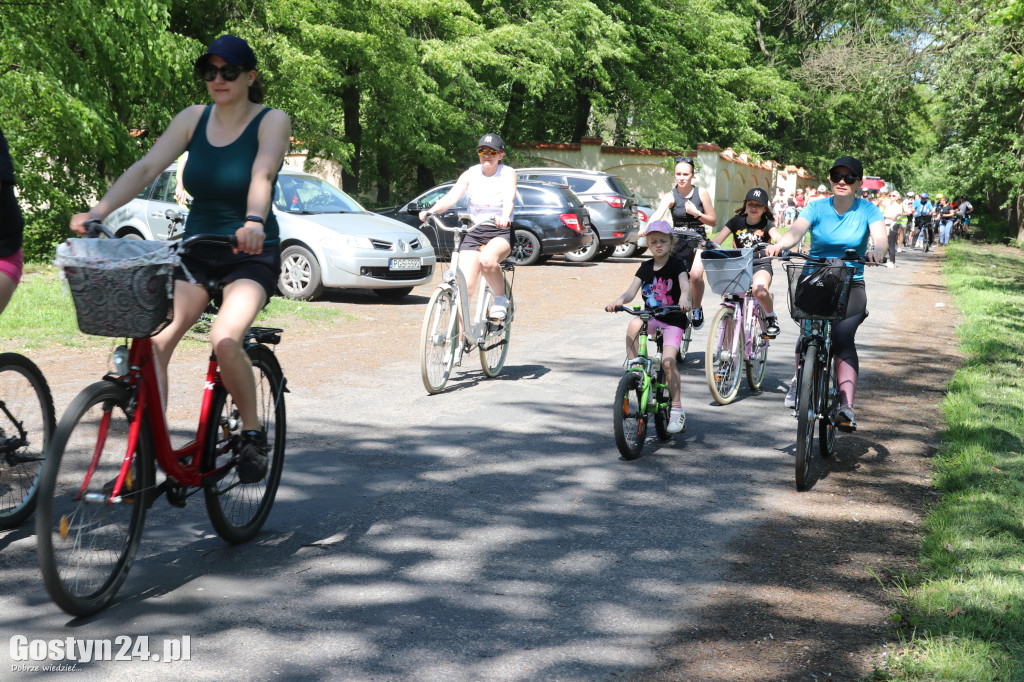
[
  {"x1": 36, "y1": 381, "x2": 152, "y2": 616},
  {"x1": 420, "y1": 286, "x2": 459, "y2": 393},
  {"x1": 480, "y1": 275, "x2": 513, "y2": 377},
  {"x1": 613, "y1": 372, "x2": 647, "y2": 460},
  {"x1": 745, "y1": 305, "x2": 769, "y2": 391},
  {"x1": 819, "y1": 355, "x2": 839, "y2": 457},
  {"x1": 795, "y1": 348, "x2": 819, "y2": 491},
  {"x1": 203, "y1": 344, "x2": 286, "y2": 544},
  {"x1": 0, "y1": 353, "x2": 55, "y2": 529},
  {"x1": 705, "y1": 307, "x2": 741, "y2": 405}
]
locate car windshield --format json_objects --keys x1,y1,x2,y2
[{"x1": 275, "y1": 174, "x2": 365, "y2": 214}]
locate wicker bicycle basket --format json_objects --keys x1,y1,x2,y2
[
  {"x1": 702, "y1": 248, "x2": 754, "y2": 295},
  {"x1": 55, "y1": 238, "x2": 180, "y2": 338},
  {"x1": 785, "y1": 261, "x2": 854, "y2": 321}
]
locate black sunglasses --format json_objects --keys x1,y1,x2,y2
[
  {"x1": 674, "y1": 156, "x2": 695, "y2": 166},
  {"x1": 829, "y1": 170, "x2": 860, "y2": 184},
  {"x1": 200, "y1": 64, "x2": 245, "y2": 82}
]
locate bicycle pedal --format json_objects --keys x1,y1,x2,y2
[{"x1": 165, "y1": 485, "x2": 188, "y2": 508}]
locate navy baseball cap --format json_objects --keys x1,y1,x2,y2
[
  {"x1": 196, "y1": 34, "x2": 257, "y2": 70},
  {"x1": 744, "y1": 187, "x2": 769, "y2": 206},
  {"x1": 829, "y1": 155, "x2": 864, "y2": 178},
  {"x1": 477, "y1": 133, "x2": 504, "y2": 151}
]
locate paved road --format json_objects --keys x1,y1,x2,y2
[{"x1": 0, "y1": 249, "x2": 930, "y2": 680}]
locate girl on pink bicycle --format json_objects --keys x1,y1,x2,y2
[
  {"x1": 605, "y1": 220, "x2": 691, "y2": 433},
  {"x1": 709, "y1": 188, "x2": 783, "y2": 336}
]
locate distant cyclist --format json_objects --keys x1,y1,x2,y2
[
  {"x1": 957, "y1": 195, "x2": 973, "y2": 235},
  {"x1": 418, "y1": 133, "x2": 515, "y2": 322}
]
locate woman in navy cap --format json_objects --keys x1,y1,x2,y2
[
  {"x1": 70, "y1": 34, "x2": 291, "y2": 483},
  {"x1": 765, "y1": 156, "x2": 886, "y2": 432},
  {"x1": 418, "y1": 133, "x2": 516, "y2": 361}
]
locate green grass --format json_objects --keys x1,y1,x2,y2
[
  {"x1": 874, "y1": 241, "x2": 1024, "y2": 680},
  {"x1": 0, "y1": 265, "x2": 348, "y2": 351}
]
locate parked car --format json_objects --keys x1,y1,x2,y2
[
  {"x1": 514, "y1": 168, "x2": 638, "y2": 262},
  {"x1": 106, "y1": 165, "x2": 437, "y2": 301},
  {"x1": 375, "y1": 179, "x2": 593, "y2": 266},
  {"x1": 615, "y1": 194, "x2": 656, "y2": 258}
]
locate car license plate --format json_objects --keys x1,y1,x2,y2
[{"x1": 389, "y1": 258, "x2": 421, "y2": 271}]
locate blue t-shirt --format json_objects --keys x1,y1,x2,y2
[{"x1": 800, "y1": 197, "x2": 883, "y2": 281}]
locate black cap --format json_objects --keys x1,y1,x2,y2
[
  {"x1": 830, "y1": 155, "x2": 863, "y2": 178},
  {"x1": 477, "y1": 133, "x2": 504, "y2": 151},
  {"x1": 744, "y1": 188, "x2": 769, "y2": 206},
  {"x1": 196, "y1": 34, "x2": 257, "y2": 70}
]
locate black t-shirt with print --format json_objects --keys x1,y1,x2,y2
[
  {"x1": 634, "y1": 257, "x2": 689, "y2": 328},
  {"x1": 724, "y1": 213, "x2": 775, "y2": 253}
]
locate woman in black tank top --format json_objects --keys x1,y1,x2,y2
[
  {"x1": 646, "y1": 156, "x2": 718, "y2": 328},
  {"x1": 70, "y1": 35, "x2": 291, "y2": 483}
]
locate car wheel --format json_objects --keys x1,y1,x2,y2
[
  {"x1": 613, "y1": 242, "x2": 637, "y2": 258},
  {"x1": 278, "y1": 245, "x2": 325, "y2": 301},
  {"x1": 117, "y1": 230, "x2": 144, "y2": 240},
  {"x1": 593, "y1": 246, "x2": 615, "y2": 261},
  {"x1": 633, "y1": 246, "x2": 647, "y2": 257},
  {"x1": 373, "y1": 287, "x2": 414, "y2": 300},
  {"x1": 508, "y1": 230, "x2": 542, "y2": 266},
  {"x1": 563, "y1": 235, "x2": 600, "y2": 262}
]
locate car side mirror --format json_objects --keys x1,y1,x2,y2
[{"x1": 406, "y1": 202, "x2": 422, "y2": 213}]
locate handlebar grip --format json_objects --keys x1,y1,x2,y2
[{"x1": 83, "y1": 219, "x2": 116, "y2": 239}]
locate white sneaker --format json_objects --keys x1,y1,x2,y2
[
  {"x1": 489, "y1": 295, "x2": 508, "y2": 320},
  {"x1": 897, "y1": 247, "x2": 902, "y2": 253},
  {"x1": 784, "y1": 378, "x2": 797, "y2": 409},
  {"x1": 667, "y1": 408, "x2": 686, "y2": 433},
  {"x1": 885, "y1": 262, "x2": 895, "y2": 269}
]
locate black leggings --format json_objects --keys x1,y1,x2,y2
[{"x1": 794, "y1": 281, "x2": 866, "y2": 370}]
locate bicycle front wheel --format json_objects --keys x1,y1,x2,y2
[
  {"x1": 705, "y1": 307, "x2": 741, "y2": 405},
  {"x1": 0, "y1": 353, "x2": 55, "y2": 529},
  {"x1": 480, "y1": 275, "x2": 513, "y2": 377},
  {"x1": 613, "y1": 372, "x2": 647, "y2": 460},
  {"x1": 745, "y1": 305, "x2": 769, "y2": 391},
  {"x1": 36, "y1": 381, "x2": 152, "y2": 616},
  {"x1": 795, "y1": 348, "x2": 819, "y2": 491},
  {"x1": 819, "y1": 356, "x2": 839, "y2": 457},
  {"x1": 420, "y1": 286, "x2": 459, "y2": 393},
  {"x1": 203, "y1": 344, "x2": 286, "y2": 544}
]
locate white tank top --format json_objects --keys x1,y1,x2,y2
[{"x1": 466, "y1": 164, "x2": 515, "y2": 223}]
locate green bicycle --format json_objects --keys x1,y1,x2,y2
[{"x1": 611, "y1": 304, "x2": 683, "y2": 460}]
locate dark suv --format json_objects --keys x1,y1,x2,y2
[
  {"x1": 515, "y1": 168, "x2": 638, "y2": 262},
  {"x1": 376, "y1": 180, "x2": 593, "y2": 265}
]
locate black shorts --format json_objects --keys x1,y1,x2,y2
[
  {"x1": 460, "y1": 223, "x2": 512, "y2": 252},
  {"x1": 671, "y1": 232, "x2": 705, "y2": 272},
  {"x1": 174, "y1": 241, "x2": 281, "y2": 304}
]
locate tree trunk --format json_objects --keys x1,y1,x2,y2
[
  {"x1": 570, "y1": 79, "x2": 594, "y2": 143},
  {"x1": 342, "y1": 65, "x2": 361, "y2": 194},
  {"x1": 376, "y1": 156, "x2": 391, "y2": 205},
  {"x1": 502, "y1": 81, "x2": 527, "y2": 142}
]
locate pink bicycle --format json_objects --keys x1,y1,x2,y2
[{"x1": 702, "y1": 248, "x2": 776, "y2": 405}]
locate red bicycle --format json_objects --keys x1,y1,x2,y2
[{"x1": 36, "y1": 223, "x2": 287, "y2": 615}]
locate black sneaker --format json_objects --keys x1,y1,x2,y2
[
  {"x1": 237, "y1": 429, "x2": 269, "y2": 483},
  {"x1": 836, "y1": 405, "x2": 857, "y2": 433},
  {"x1": 765, "y1": 315, "x2": 781, "y2": 337},
  {"x1": 691, "y1": 308, "x2": 704, "y2": 329}
]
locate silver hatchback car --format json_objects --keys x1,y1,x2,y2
[{"x1": 106, "y1": 166, "x2": 437, "y2": 300}]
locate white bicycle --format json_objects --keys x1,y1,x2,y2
[{"x1": 419, "y1": 214, "x2": 515, "y2": 394}]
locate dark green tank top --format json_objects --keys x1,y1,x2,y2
[{"x1": 182, "y1": 106, "x2": 280, "y2": 244}]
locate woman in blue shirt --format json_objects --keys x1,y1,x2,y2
[{"x1": 766, "y1": 156, "x2": 886, "y2": 432}]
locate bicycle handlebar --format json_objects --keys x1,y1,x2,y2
[
  {"x1": 612, "y1": 304, "x2": 683, "y2": 317},
  {"x1": 423, "y1": 213, "x2": 496, "y2": 233},
  {"x1": 777, "y1": 249, "x2": 886, "y2": 265},
  {"x1": 82, "y1": 219, "x2": 238, "y2": 250}
]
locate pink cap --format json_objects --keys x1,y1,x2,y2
[{"x1": 646, "y1": 220, "x2": 672, "y2": 234}]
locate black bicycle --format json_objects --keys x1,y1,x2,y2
[
  {"x1": 784, "y1": 250, "x2": 881, "y2": 490},
  {"x1": 0, "y1": 353, "x2": 55, "y2": 528}
]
